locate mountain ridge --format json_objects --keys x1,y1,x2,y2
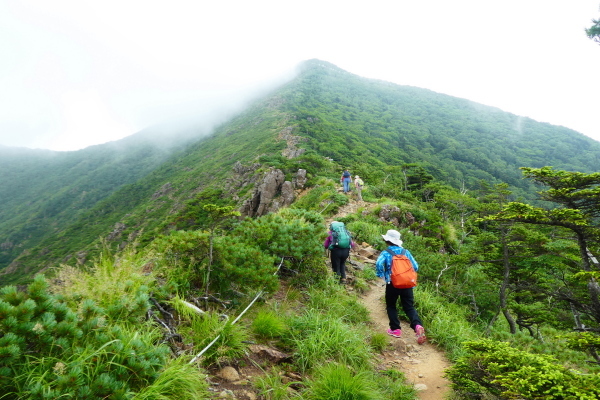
[{"x1": 2, "y1": 59, "x2": 600, "y2": 283}]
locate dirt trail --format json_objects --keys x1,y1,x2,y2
[
  {"x1": 329, "y1": 197, "x2": 452, "y2": 399},
  {"x1": 361, "y1": 283, "x2": 451, "y2": 399}
]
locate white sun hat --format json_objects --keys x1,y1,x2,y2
[{"x1": 381, "y1": 229, "x2": 403, "y2": 247}]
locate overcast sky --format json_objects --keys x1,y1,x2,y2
[{"x1": 1, "y1": 0, "x2": 599, "y2": 151}]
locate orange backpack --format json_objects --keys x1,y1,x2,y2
[{"x1": 385, "y1": 249, "x2": 418, "y2": 289}]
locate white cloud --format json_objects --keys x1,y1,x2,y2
[{"x1": 0, "y1": 0, "x2": 599, "y2": 150}]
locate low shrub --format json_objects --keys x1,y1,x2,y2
[{"x1": 446, "y1": 339, "x2": 600, "y2": 400}]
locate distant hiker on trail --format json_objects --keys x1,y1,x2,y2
[
  {"x1": 324, "y1": 221, "x2": 354, "y2": 284},
  {"x1": 354, "y1": 175, "x2": 364, "y2": 201},
  {"x1": 375, "y1": 229, "x2": 426, "y2": 344},
  {"x1": 340, "y1": 169, "x2": 352, "y2": 194}
]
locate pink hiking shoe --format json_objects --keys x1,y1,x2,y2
[
  {"x1": 387, "y1": 329, "x2": 402, "y2": 338},
  {"x1": 415, "y1": 325, "x2": 426, "y2": 344}
]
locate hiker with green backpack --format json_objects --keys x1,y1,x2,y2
[
  {"x1": 324, "y1": 221, "x2": 354, "y2": 284},
  {"x1": 375, "y1": 229, "x2": 426, "y2": 344}
]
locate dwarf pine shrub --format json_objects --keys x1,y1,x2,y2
[
  {"x1": 0, "y1": 275, "x2": 187, "y2": 399},
  {"x1": 152, "y1": 229, "x2": 279, "y2": 297},
  {"x1": 232, "y1": 208, "x2": 327, "y2": 287}
]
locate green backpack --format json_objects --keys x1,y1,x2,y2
[{"x1": 329, "y1": 221, "x2": 352, "y2": 249}]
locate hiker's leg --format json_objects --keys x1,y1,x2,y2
[
  {"x1": 385, "y1": 285, "x2": 402, "y2": 330},
  {"x1": 399, "y1": 288, "x2": 423, "y2": 331},
  {"x1": 330, "y1": 249, "x2": 341, "y2": 277},
  {"x1": 343, "y1": 179, "x2": 350, "y2": 193},
  {"x1": 330, "y1": 247, "x2": 344, "y2": 278},
  {"x1": 338, "y1": 248, "x2": 350, "y2": 279}
]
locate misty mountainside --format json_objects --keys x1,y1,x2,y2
[
  {"x1": 0, "y1": 130, "x2": 206, "y2": 281},
  {"x1": 2, "y1": 58, "x2": 600, "y2": 284}
]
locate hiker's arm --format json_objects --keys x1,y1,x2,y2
[
  {"x1": 375, "y1": 252, "x2": 386, "y2": 278},
  {"x1": 323, "y1": 234, "x2": 332, "y2": 249},
  {"x1": 375, "y1": 252, "x2": 389, "y2": 285}
]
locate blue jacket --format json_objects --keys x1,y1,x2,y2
[{"x1": 375, "y1": 245, "x2": 419, "y2": 283}]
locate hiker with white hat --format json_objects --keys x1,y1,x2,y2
[
  {"x1": 375, "y1": 229, "x2": 426, "y2": 344},
  {"x1": 354, "y1": 175, "x2": 364, "y2": 201}
]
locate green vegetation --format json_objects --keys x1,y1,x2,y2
[
  {"x1": 251, "y1": 309, "x2": 288, "y2": 339},
  {"x1": 447, "y1": 340, "x2": 600, "y2": 399},
  {"x1": 1, "y1": 60, "x2": 600, "y2": 399},
  {"x1": 0, "y1": 269, "x2": 206, "y2": 400},
  {"x1": 303, "y1": 364, "x2": 381, "y2": 400},
  {"x1": 587, "y1": 17, "x2": 600, "y2": 43}
]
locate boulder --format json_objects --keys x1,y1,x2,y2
[
  {"x1": 280, "y1": 181, "x2": 295, "y2": 206},
  {"x1": 217, "y1": 366, "x2": 240, "y2": 382},
  {"x1": 249, "y1": 344, "x2": 291, "y2": 363},
  {"x1": 292, "y1": 169, "x2": 307, "y2": 189},
  {"x1": 378, "y1": 204, "x2": 400, "y2": 220},
  {"x1": 358, "y1": 247, "x2": 378, "y2": 259}
]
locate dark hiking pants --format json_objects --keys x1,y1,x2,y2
[
  {"x1": 385, "y1": 284, "x2": 422, "y2": 331},
  {"x1": 330, "y1": 247, "x2": 350, "y2": 280}
]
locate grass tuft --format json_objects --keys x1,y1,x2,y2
[
  {"x1": 303, "y1": 363, "x2": 381, "y2": 400},
  {"x1": 369, "y1": 332, "x2": 389, "y2": 353},
  {"x1": 286, "y1": 309, "x2": 372, "y2": 372},
  {"x1": 132, "y1": 357, "x2": 210, "y2": 400},
  {"x1": 254, "y1": 367, "x2": 300, "y2": 400},
  {"x1": 252, "y1": 309, "x2": 288, "y2": 339}
]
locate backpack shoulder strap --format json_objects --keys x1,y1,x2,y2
[{"x1": 385, "y1": 248, "x2": 407, "y2": 258}]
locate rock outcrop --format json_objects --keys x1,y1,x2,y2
[
  {"x1": 238, "y1": 167, "x2": 308, "y2": 218},
  {"x1": 292, "y1": 169, "x2": 307, "y2": 189},
  {"x1": 240, "y1": 168, "x2": 286, "y2": 217},
  {"x1": 279, "y1": 126, "x2": 306, "y2": 159}
]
